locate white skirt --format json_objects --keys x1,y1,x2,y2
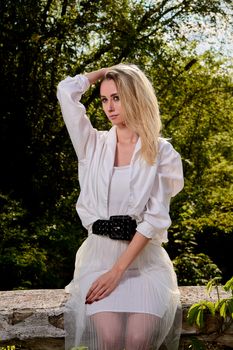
[{"x1": 64, "y1": 234, "x2": 181, "y2": 350}]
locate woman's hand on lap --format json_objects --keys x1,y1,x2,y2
[{"x1": 85, "y1": 267, "x2": 123, "y2": 304}]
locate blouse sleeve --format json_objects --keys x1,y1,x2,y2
[
  {"x1": 57, "y1": 74, "x2": 97, "y2": 161},
  {"x1": 136, "y1": 140, "x2": 184, "y2": 242}
]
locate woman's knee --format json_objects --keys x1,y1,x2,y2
[
  {"x1": 126, "y1": 331, "x2": 152, "y2": 349},
  {"x1": 98, "y1": 331, "x2": 122, "y2": 349},
  {"x1": 91, "y1": 312, "x2": 123, "y2": 349},
  {"x1": 125, "y1": 313, "x2": 158, "y2": 349}
]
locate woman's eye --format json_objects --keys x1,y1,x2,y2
[
  {"x1": 101, "y1": 98, "x2": 107, "y2": 103},
  {"x1": 113, "y1": 96, "x2": 119, "y2": 101}
]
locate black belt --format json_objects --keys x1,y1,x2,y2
[{"x1": 92, "y1": 215, "x2": 137, "y2": 241}]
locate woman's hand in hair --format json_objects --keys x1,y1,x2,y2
[{"x1": 84, "y1": 68, "x2": 108, "y2": 85}]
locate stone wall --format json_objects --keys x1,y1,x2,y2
[{"x1": 0, "y1": 287, "x2": 232, "y2": 349}]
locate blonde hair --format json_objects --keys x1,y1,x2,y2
[{"x1": 102, "y1": 63, "x2": 161, "y2": 165}]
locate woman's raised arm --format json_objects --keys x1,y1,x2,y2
[{"x1": 84, "y1": 68, "x2": 108, "y2": 85}]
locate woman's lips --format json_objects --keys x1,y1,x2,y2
[{"x1": 108, "y1": 114, "x2": 118, "y2": 119}]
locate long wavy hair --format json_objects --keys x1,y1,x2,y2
[{"x1": 102, "y1": 63, "x2": 161, "y2": 165}]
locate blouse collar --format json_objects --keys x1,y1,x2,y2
[{"x1": 106, "y1": 126, "x2": 142, "y2": 164}]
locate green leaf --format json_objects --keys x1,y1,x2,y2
[
  {"x1": 205, "y1": 301, "x2": 215, "y2": 316},
  {"x1": 219, "y1": 301, "x2": 227, "y2": 319},
  {"x1": 196, "y1": 308, "x2": 205, "y2": 328},
  {"x1": 187, "y1": 301, "x2": 208, "y2": 328},
  {"x1": 187, "y1": 303, "x2": 203, "y2": 325},
  {"x1": 206, "y1": 277, "x2": 222, "y2": 296},
  {"x1": 224, "y1": 277, "x2": 233, "y2": 293}
]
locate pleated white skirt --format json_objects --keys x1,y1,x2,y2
[{"x1": 64, "y1": 234, "x2": 181, "y2": 350}]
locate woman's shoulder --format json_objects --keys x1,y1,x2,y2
[
  {"x1": 158, "y1": 137, "x2": 173, "y2": 151},
  {"x1": 158, "y1": 137, "x2": 181, "y2": 160}
]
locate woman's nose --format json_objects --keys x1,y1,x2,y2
[{"x1": 108, "y1": 99, "x2": 114, "y2": 111}]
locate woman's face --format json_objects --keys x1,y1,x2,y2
[{"x1": 100, "y1": 79, "x2": 125, "y2": 126}]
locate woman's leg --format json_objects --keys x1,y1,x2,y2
[
  {"x1": 125, "y1": 313, "x2": 159, "y2": 350},
  {"x1": 91, "y1": 311, "x2": 124, "y2": 350}
]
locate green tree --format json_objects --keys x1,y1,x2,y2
[
  {"x1": 158, "y1": 50, "x2": 233, "y2": 283},
  {"x1": 0, "y1": 0, "x2": 232, "y2": 289}
]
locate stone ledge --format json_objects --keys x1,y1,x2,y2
[{"x1": 0, "y1": 287, "x2": 232, "y2": 349}]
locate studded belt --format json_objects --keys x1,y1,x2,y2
[{"x1": 92, "y1": 215, "x2": 137, "y2": 241}]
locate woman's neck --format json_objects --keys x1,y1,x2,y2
[{"x1": 116, "y1": 125, "x2": 138, "y2": 144}]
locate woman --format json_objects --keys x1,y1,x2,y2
[{"x1": 57, "y1": 64, "x2": 184, "y2": 350}]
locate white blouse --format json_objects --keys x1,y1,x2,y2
[
  {"x1": 108, "y1": 166, "x2": 131, "y2": 217},
  {"x1": 57, "y1": 75, "x2": 184, "y2": 244}
]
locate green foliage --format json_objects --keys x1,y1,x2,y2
[
  {"x1": 206, "y1": 276, "x2": 222, "y2": 297},
  {"x1": 173, "y1": 253, "x2": 221, "y2": 286},
  {"x1": 0, "y1": 194, "x2": 47, "y2": 289},
  {"x1": 187, "y1": 276, "x2": 233, "y2": 329},
  {"x1": 224, "y1": 277, "x2": 233, "y2": 294},
  {"x1": 188, "y1": 300, "x2": 215, "y2": 328},
  {"x1": 0, "y1": 191, "x2": 85, "y2": 289},
  {"x1": 216, "y1": 297, "x2": 233, "y2": 320},
  {"x1": 0, "y1": 0, "x2": 232, "y2": 289}
]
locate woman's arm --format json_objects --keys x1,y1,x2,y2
[
  {"x1": 57, "y1": 68, "x2": 108, "y2": 161},
  {"x1": 85, "y1": 232, "x2": 150, "y2": 304},
  {"x1": 112, "y1": 232, "x2": 150, "y2": 272},
  {"x1": 84, "y1": 68, "x2": 108, "y2": 85}
]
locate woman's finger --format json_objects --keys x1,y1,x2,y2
[
  {"x1": 86, "y1": 285, "x2": 107, "y2": 304},
  {"x1": 86, "y1": 281, "x2": 100, "y2": 298}
]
